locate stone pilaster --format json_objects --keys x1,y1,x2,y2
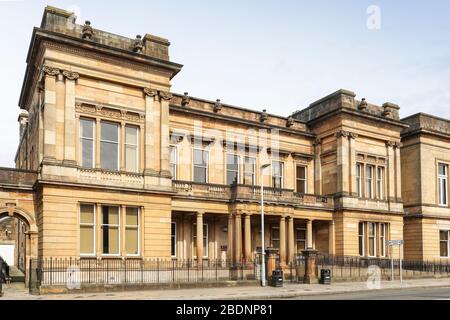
[
  {"x1": 313, "y1": 138, "x2": 322, "y2": 195},
  {"x1": 394, "y1": 142, "x2": 403, "y2": 200},
  {"x1": 159, "y1": 91, "x2": 172, "y2": 178},
  {"x1": 244, "y1": 213, "x2": 252, "y2": 261},
  {"x1": 62, "y1": 70, "x2": 79, "y2": 166},
  {"x1": 143, "y1": 88, "x2": 159, "y2": 176},
  {"x1": 287, "y1": 216, "x2": 295, "y2": 263},
  {"x1": 196, "y1": 211, "x2": 204, "y2": 264},
  {"x1": 329, "y1": 221, "x2": 335, "y2": 255},
  {"x1": 349, "y1": 132, "x2": 358, "y2": 196},
  {"x1": 234, "y1": 212, "x2": 242, "y2": 262},
  {"x1": 55, "y1": 73, "x2": 65, "y2": 161},
  {"x1": 42, "y1": 66, "x2": 59, "y2": 163},
  {"x1": 336, "y1": 130, "x2": 350, "y2": 195},
  {"x1": 386, "y1": 141, "x2": 396, "y2": 201},
  {"x1": 306, "y1": 219, "x2": 314, "y2": 249},
  {"x1": 227, "y1": 213, "x2": 234, "y2": 261}
]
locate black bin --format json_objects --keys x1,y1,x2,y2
[
  {"x1": 271, "y1": 270, "x2": 284, "y2": 287},
  {"x1": 320, "y1": 269, "x2": 331, "y2": 285}
]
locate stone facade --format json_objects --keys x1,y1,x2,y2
[
  {"x1": 3, "y1": 6, "x2": 448, "y2": 275},
  {"x1": 401, "y1": 113, "x2": 450, "y2": 261}
]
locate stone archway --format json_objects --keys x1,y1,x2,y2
[{"x1": 0, "y1": 206, "x2": 38, "y2": 285}]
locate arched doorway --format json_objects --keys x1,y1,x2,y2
[{"x1": 0, "y1": 206, "x2": 38, "y2": 285}]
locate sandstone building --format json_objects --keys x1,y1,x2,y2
[{"x1": 1, "y1": 7, "x2": 449, "y2": 282}]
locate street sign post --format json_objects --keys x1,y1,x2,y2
[{"x1": 389, "y1": 240, "x2": 404, "y2": 283}]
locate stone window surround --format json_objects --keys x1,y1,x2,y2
[
  {"x1": 355, "y1": 152, "x2": 387, "y2": 200},
  {"x1": 76, "y1": 110, "x2": 144, "y2": 174},
  {"x1": 437, "y1": 161, "x2": 449, "y2": 207},
  {"x1": 78, "y1": 203, "x2": 142, "y2": 258},
  {"x1": 358, "y1": 221, "x2": 390, "y2": 258}
]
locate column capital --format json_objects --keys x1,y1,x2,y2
[
  {"x1": 335, "y1": 130, "x2": 350, "y2": 138},
  {"x1": 349, "y1": 132, "x2": 359, "y2": 140},
  {"x1": 196, "y1": 210, "x2": 205, "y2": 216},
  {"x1": 143, "y1": 87, "x2": 158, "y2": 97},
  {"x1": 313, "y1": 138, "x2": 322, "y2": 146},
  {"x1": 42, "y1": 65, "x2": 60, "y2": 77},
  {"x1": 159, "y1": 91, "x2": 173, "y2": 101},
  {"x1": 62, "y1": 70, "x2": 80, "y2": 81},
  {"x1": 386, "y1": 140, "x2": 396, "y2": 148}
]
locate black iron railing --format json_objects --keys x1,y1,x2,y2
[{"x1": 29, "y1": 258, "x2": 259, "y2": 289}]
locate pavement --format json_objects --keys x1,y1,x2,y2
[{"x1": 2, "y1": 278, "x2": 450, "y2": 300}]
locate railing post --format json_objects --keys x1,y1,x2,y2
[{"x1": 157, "y1": 258, "x2": 160, "y2": 284}]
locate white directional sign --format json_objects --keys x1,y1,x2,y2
[{"x1": 389, "y1": 240, "x2": 404, "y2": 246}]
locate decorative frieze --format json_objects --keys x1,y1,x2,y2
[{"x1": 75, "y1": 102, "x2": 144, "y2": 123}]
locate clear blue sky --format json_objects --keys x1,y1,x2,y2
[{"x1": 0, "y1": 0, "x2": 449, "y2": 167}]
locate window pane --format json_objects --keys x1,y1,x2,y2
[
  {"x1": 82, "y1": 139, "x2": 93, "y2": 168},
  {"x1": 80, "y1": 119, "x2": 94, "y2": 138},
  {"x1": 296, "y1": 179, "x2": 305, "y2": 194},
  {"x1": 194, "y1": 167, "x2": 207, "y2": 183},
  {"x1": 171, "y1": 223, "x2": 176, "y2": 257},
  {"x1": 194, "y1": 150, "x2": 207, "y2": 166},
  {"x1": 296, "y1": 166, "x2": 306, "y2": 179},
  {"x1": 125, "y1": 228, "x2": 139, "y2": 255},
  {"x1": 80, "y1": 226, "x2": 94, "y2": 254},
  {"x1": 439, "y1": 164, "x2": 447, "y2": 176},
  {"x1": 101, "y1": 141, "x2": 118, "y2": 171},
  {"x1": 126, "y1": 208, "x2": 139, "y2": 226},
  {"x1": 101, "y1": 122, "x2": 119, "y2": 142},
  {"x1": 226, "y1": 155, "x2": 239, "y2": 171},
  {"x1": 80, "y1": 204, "x2": 94, "y2": 224},
  {"x1": 103, "y1": 206, "x2": 119, "y2": 225},
  {"x1": 125, "y1": 126, "x2": 138, "y2": 145},
  {"x1": 440, "y1": 231, "x2": 449, "y2": 241},
  {"x1": 102, "y1": 226, "x2": 119, "y2": 254},
  {"x1": 125, "y1": 145, "x2": 137, "y2": 172}
]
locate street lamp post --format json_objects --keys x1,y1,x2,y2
[{"x1": 260, "y1": 163, "x2": 270, "y2": 287}]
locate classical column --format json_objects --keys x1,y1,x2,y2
[
  {"x1": 313, "y1": 138, "x2": 322, "y2": 195},
  {"x1": 196, "y1": 212, "x2": 204, "y2": 264},
  {"x1": 143, "y1": 88, "x2": 159, "y2": 175},
  {"x1": 279, "y1": 216, "x2": 286, "y2": 264},
  {"x1": 349, "y1": 133, "x2": 358, "y2": 195},
  {"x1": 96, "y1": 203, "x2": 102, "y2": 256},
  {"x1": 227, "y1": 214, "x2": 234, "y2": 261},
  {"x1": 329, "y1": 221, "x2": 336, "y2": 255},
  {"x1": 287, "y1": 216, "x2": 295, "y2": 263},
  {"x1": 244, "y1": 214, "x2": 252, "y2": 261},
  {"x1": 121, "y1": 205, "x2": 126, "y2": 256},
  {"x1": 306, "y1": 219, "x2": 314, "y2": 249},
  {"x1": 42, "y1": 66, "x2": 59, "y2": 163},
  {"x1": 336, "y1": 130, "x2": 350, "y2": 195},
  {"x1": 394, "y1": 142, "x2": 402, "y2": 200},
  {"x1": 386, "y1": 141, "x2": 396, "y2": 201},
  {"x1": 234, "y1": 213, "x2": 242, "y2": 262},
  {"x1": 55, "y1": 73, "x2": 65, "y2": 161},
  {"x1": 62, "y1": 71, "x2": 79, "y2": 165},
  {"x1": 159, "y1": 91, "x2": 172, "y2": 178}
]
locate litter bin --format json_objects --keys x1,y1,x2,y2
[
  {"x1": 271, "y1": 269, "x2": 284, "y2": 287},
  {"x1": 320, "y1": 269, "x2": 331, "y2": 285}
]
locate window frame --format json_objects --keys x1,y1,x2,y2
[
  {"x1": 79, "y1": 203, "x2": 96, "y2": 257},
  {"x1": 100, "y1": 205, "x2": 121, "y2": 257},
  {"x1": 170, "y1": 145, "x2": 178, "y2": 180},
  {"x1": 100, "y1": 121, "x2": 120, "y2": 172},
  {"x1": 358, "y1": 222, "x2": 365, "y2": 257},
  {"x1": 226, "y1": 153, "x2": 240, "y2": 185},
  {"x1": 125, "y1": 207, "x2": 140, "y2": 257},
  {"x1": 295, "y1": 165, "x2": 307, "y2": 194},
  {"x1": 438, "y1": 163, "x2": 448, "y2": 206},
  {"x1": 171, "y1": 222, "x2": 177, "y2": 258},
  {"x1": 356, "y1": 163, "x2": 363, "y2": 197},
  {"x1": 124, "y1": 125, "x2": 139, "y2": 173},
  {"x1": 271, "y1": 226, "x2": 280, "y2": 249},
  {"x1": 440, "y1": 230, "x2": 450, "y2": 258},
  {"x1": 367, "y1": 222, "x2": 377, "y2": 257},
  {"x1": 193, "y1": 148, "x2": 209, "y2": 184},
  {"x1": 365, "y1": 165, "x2": 374, "y2": 199},
  {"x1": 272, "y1": 161, "x2": 284, "y2": 189},
  {"x1": 80, "y1": 118, "x2": 95, "y2": 169},
  {"x1": 380, "y1": 223, "x2": 386, "y2": 257},
  {"x1": 243, "y1": 156, "x2": 256, "y2": 186},
  {"x1": 377, "y1": 167, "x2": 384, "y2": 200},
  {"x1": 295, "y1": 227, "x2": 307, "y2": 253}
]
